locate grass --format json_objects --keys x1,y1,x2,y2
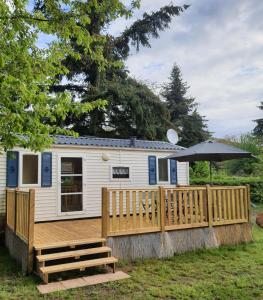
[
  {"x1": 252, "y1": 203, "x2": 263, "y2": 214},
  {"x1": 0, "y1": 215, "x2": 263, "y2": 299}
]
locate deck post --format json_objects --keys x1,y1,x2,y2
[
  {"x1": 27, "y1": 189, "x2": 35, "y2": 274},
  {"x1": 14, "y1": 188, "x2": 19, "y2": 233},
  {"x1": 246, "y1": 184, "x2": 251, "y2": 223},
  {"x1": 159, "y1": 186, "x2": 165, "y2": 232},
  {"x1": 102, "y1": 187, "x2": 109, "y2": 238},
  {"x1": 206, "y1": 185, "x2": 213, "y2": 227}
]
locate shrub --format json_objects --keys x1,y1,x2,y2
[
  {"x1": 189, "y1": 161, "x2": 210, "y2": 178},
  {"x1": 190, "y1": 177, "x2": 263, "y2": 203},
  {"x1": 219, "y1": 134, "x2": 263, "y2": 177}
]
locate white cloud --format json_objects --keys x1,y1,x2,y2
[{"x1": 118, "y1": 0, "x2": 263, "y2": 137}]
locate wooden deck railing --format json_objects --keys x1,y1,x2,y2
[
  {"x1": 209, "y1": 185, "x2": 250, "y2": 226},
  {"x1": 101, "y1": 185, "x2": 250, "y2": 237},
  {"x1": 6, "y1": 189, "x2": 35, "y2": 243},
  {"x1": 102, "y1": 188, "x2": 161, "y2": 236},
  {"x1": 6, "y1": 189, "x2": 35, "y2": 273}
]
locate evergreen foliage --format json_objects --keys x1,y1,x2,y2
[
  {"x1": 66, "y1": 77, "x2": 171, "y2": 139},
  {"x1": 162, "y1": 64, "x2": 210, "y2": 146},
  {"x1": 253, "y1": 101, "x2": 263, "y2": 138}
]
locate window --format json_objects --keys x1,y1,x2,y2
[
  {"x1": 158, "y1": 158, "x2": 168, "y2": 181},
  {"x1": 22, "y1": 154, "x2": 40, "y2": 185},
  {"x1": 112, "y1": 166, "x2": 130, "y2": 179}
]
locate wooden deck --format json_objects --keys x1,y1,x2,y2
[
  {"x1": 34, "y1": 185, "x2": 250, "y2": 248},
  {"x1": 34, "y1": 219, "x2": 102, "y2": 248}
]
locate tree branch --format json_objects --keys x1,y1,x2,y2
[
  {"x1": 115, "y1": 4, "x2": 189, "y2": 55},
  {"x1": 51, "y1": 84, "x2": 89, "y2": 93}
]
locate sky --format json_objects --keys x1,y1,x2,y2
[
  {"x1": 109, "y1": 0, "x2": 263, "y2": 138},
  {"x1": 30, "y1": 0, "x2": 263, "y2": 138}
]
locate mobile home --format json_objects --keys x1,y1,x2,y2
[{"x1": 2, "y1": 135, "x2": 188, "y2": 223}]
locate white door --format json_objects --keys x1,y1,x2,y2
[{"x1": 58, "y1": 155, "x2": 85, "y2": 215}]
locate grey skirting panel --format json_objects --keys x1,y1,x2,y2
[{"x1": 107, "y1": 223, "x2": 253, "y2": 260}]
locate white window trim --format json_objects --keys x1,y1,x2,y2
[
  {"x1": 110, "y1": 165, "x2": 132, "y2": 181},
  {"x1": 57, "y1": 153, "x2": 86, "y2": 216},
  {"x1": 19, "y1": 152, "x2": 41, "y2": 187},
  {"x1": 157, "y1": 157, "x2": 170, "y2": 183}
]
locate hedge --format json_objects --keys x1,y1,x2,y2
[{"x1": 190, "y1": 177, "x2": 263, "y2": 203}]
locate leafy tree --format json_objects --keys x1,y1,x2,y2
[
  {"x1": 34, "y1": 1, "x2": 188, "y2": 138},
  {"x1": 1, "y1": 0, "x2": 133, "y2": 150},
  {"x1": 162, "y1": 64, "x2": 210, "y2": 147},
  {"x1": 253, "y1": 101, "x2": 263, "y2": 138}
]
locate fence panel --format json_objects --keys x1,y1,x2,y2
[
  {"x1": 105, "y1": 188, "x2": 161, "y2": 236},
  {"x1": 210, "y1": 186, "x2": 249, "y2": 225},
  {"x1": 164, "y1": 187, "x2": 209, "y2": 230},
  {"x1": 6, "y1": 189, "x2": 16, "y2": 230},
  {"x1": 6, "y1": 189, "x2": 35, "y2": 273},
  {"x1": 6, "y1": 189, "x2": 35, "y2": 243}
]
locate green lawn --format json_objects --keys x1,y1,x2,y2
[
  {"x1": 252, "y1": 203, "x2": 263, "y2": 214},
  {"x1": 0, "y1": 224, "x2": 262, "y2": 299}
]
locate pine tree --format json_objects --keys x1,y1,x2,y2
[
  {"x1": 253, "y1": 102, "x2": 263, "y2": 138},
  {"x1": 162, "y1": 64, "x2": 210, "y2": 147}
]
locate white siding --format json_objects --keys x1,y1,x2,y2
[{"x1": 0, "y1": 146, "x2": 189, "y2": 222}]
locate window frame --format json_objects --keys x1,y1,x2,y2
[
  {"x1": 19, "y1": 152, "x2": 41, "y2": 187},
  {"x1": 157, "y1": 157, "x2": 170, "y2": 183},
  {"x1": 110, "y1": 165, "x2": 132, "y2": 181}
]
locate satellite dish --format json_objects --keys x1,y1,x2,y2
[{"x1": 167, "y1": 129, "x2": 179, "y2": 144}]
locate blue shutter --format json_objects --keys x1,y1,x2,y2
[
  {"x1": 41, "y1": 152, "x2": 52, "y2": 187},
  {"x1": 148, "y1": 156, "x2": 157, "y2": 185},
  {"x1": 170, "y1": 159, "x2": 177, "y2": 184},
  {"x1": 6, "y1": 151, "x2": 19, "y2": 187}
]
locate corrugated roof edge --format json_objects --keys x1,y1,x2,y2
[{"x1": 53, "y1": 135, "x2": 185, "y2": 151}]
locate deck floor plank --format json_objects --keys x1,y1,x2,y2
[{"x1": 34, "y1": 219, "x2": 102, "y2": 247}]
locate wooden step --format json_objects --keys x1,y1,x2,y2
[
  {"x1": 40, "y1": 257, "x2": 118, "y2": 274},
  {"x1": 40, "y1": 257, "x2": 118, "y2": 284},
  {"x1": 34, "y1": 238, "x2": 106, "y2": 251},
  {"x1": 37, "y1": 246, "x2": 112, "y2": 262}
]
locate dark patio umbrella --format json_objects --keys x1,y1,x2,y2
[{"x1": 166, "y1": 140, "x2": 253, "y2": 179}]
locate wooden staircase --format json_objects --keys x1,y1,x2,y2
[{"x1": 34, "y1": 238, "x2": 118, "y2": 284}]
